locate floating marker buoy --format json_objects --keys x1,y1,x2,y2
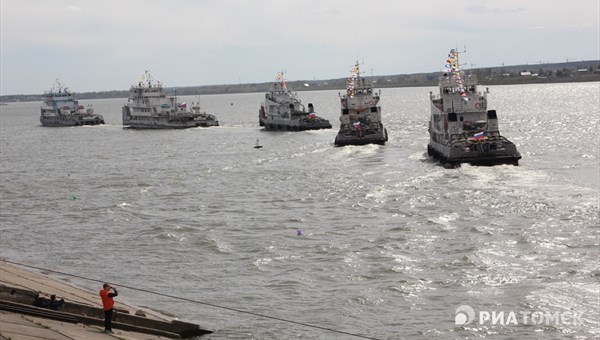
[{"x1": 254, "y1": 139, "x2": 263, "y2": 149}]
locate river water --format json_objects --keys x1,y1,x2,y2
[{"x1": 0, "y1": 82, "x2": 598, "y2": 339}]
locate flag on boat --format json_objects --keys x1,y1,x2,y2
[
  {"x1": 473, "y1": 131, "x2": 485, "y2": 140},
  {"x1": 178, "y1": 102, "x2": 187, "y2": 108},
  {"x1": 353, "y1": 121, "x2": 361, "y2": 129},
  {"x1": 308, "y1": 113, "x2": 316, "y2": 119}
]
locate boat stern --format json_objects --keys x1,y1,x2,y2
[{"x1": 448, "y1": 137, "x2": 521, "y2": 165}]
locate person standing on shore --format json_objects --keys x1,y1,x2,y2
[{"x1": 99, "y1": 283, "x2": 118, "y2": 333}]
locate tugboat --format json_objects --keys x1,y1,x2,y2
[
  {"x1": 40, "y1": 80, "x2": 105, "y2": 127},
  {"x1": 428, "y1": 49, "x2": 521, "y2": 166},
  {"x1": 334, "y1": 62, "x2": 388, "y2": 146},
  {"x1": 258, "y1": 72, "x2": 331, "y2": 131},
  {"x1": 122, "y1": 71, "x2": 219, "y2": 129}
]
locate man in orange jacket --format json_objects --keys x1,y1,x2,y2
[{"x1": 99, "y1": 283, "x2": 118, "y2": 333}]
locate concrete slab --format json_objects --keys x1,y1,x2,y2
[
  {"x1": 0, "y1": 311, "x2": 71, "y2": 340},
  {"x1": 0, "y1": 261, "x2": 168, "y2": 320},
  {"x1": 0, "y1": 262, "x2": 199, "y2": 339},
  {"x1": 1, "y1": 311, "x2": 174, "y2": 340}
]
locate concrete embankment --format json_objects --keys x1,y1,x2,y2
[{"x1": 0, "y1": 260, "x2": 212, "y2": 339}]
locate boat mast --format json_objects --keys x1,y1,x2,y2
[
  {"x1": 51, "y1": 79, "x2": 66, "y2": 93},
  {"x1": 276, "y1": 71, "x2": 290, "y2": 95},
  {"x1": 453, "y1": 47, "x2": 467, "y2": 70},
  {"x1": 347, "y1": 61, "x2": 361, "y2": 98}
]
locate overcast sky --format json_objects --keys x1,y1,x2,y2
[{"x1": 1, "y1": 0, "x2": 598, "y2": 95}]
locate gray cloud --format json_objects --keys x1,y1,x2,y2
[
  {"x1": 466, "y1": 5, "x2": 526, "y2": 14},
  {"x1": 1, "y1": 0, "x2": 598, "y2": 94}
]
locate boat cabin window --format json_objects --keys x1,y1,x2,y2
[
  {"x1": 463, "y1": 120, "x2": 475, "y2": 131},
  {"x1": 464, "y1": 120, "x2": 487, "y2": 131},
  {"x1": 474, "y1": 120, "x2": 487, "y2": 129}
]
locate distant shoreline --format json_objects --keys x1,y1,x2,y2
[{"x1": 2, "y1": 60, "x2": 598, "y2": 103}]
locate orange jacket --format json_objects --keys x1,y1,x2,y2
[{"x1": 99, "y1": 288, "x2": 116, "y2": 311}]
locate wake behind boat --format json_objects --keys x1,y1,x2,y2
[
  {"x1": 122, "y1": 71, "x2": 219, "y2": 129},
  {"x1": 40, "y1": 80, "x2": 105, "y2": 127},
  {"x1": 427, "y1": 49, "x2": 521, "y2": 166},
  {"x1": 258, "y1": 72, "x2": 331, "y2": 131},
  {"x1": 334, "y1": 62, "x2": 388, "y2": 146}
]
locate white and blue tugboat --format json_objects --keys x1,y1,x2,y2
[
  {"x1": 334, "y1": 62, "x2": 387, "y2": 146},
  {"x1": 40, "y1": 80, "x2": 104, "y2": 127},
  {"x1": 428, "y1": 49, "x2": 521, "y2": 166},
  {"x1": 259, "y1": 72, "x2": 331, "y2": 131},
  {"x1": 122, "y1": 71, "x2": 219, "y2": 129}
]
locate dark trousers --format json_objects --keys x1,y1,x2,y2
[{"x1": 104, "y1": 309, "x2": 113, "y2": 330}]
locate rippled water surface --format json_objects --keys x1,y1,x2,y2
[{"x1": 1, "y1": 82, "x2": 598, "y2": 339}]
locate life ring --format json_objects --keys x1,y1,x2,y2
[{"x1": 475, "y1": 102, "x2": 481, "y2": 109}]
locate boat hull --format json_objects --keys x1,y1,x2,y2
[
  {"x1": 258, "y1": 114, "x2": 331, "y2": 131},
  {"x1": 40, "y1": 115, "x2": 105, "y2": 127},
  {"x1": 427, "y1": 138, "x2": 521, "y2": 166},
  {"x1": 122, "y1": 107, "x2": 219, "y2": 129},
  {"x1": 123, "y1": 119, "x2": 219, "y2": 129},
  {"x1": 260, "y1": 120, "x2": 332, "y2": 131},
  {"x1": 334, "y1": 128, "x2": 388, "y2": 147}
]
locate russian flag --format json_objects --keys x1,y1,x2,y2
[
  {"x1": 353, "y1": 121, "x2": 361, "y2": 129},
  {"x1": 473, "y1": 131, "x2": 485, "y2": 140},
  {"x1": 178, "y1": 102, "x2": 187, "y2": 108}
]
